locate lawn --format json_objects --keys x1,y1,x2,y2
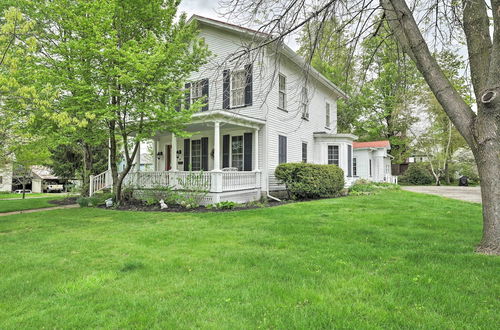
[
  {"x1": 0, "y1": 190, "x2": 498, "y2": 328},
  {"x1": 0, "y1": 193, "x2": 68, "y2": 199},
  {"x1": 0, "y1": 196, "x2": 68, "y2": 213}
]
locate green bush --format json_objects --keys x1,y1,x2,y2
[
  {"x1": 399, "y1": 163, "x2": 434, "y2": 185},
  {"x1": 275, "y1": 163, "x2": 344, "y2": 200},
  {"x1": 77, "y1": 192, "x2": 113, "y2": 208},
  {"x1": 76, "y1": 197, "x2": 91, "y2": 207},
  {"x1": 206, "y1": 201, "x2": 237, "y2": 210}
]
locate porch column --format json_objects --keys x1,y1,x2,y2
[
  {"x1": 135, "y1": 142, "x2": 141, "y2": 172},
  {"x1": 213, "y1": 121, "x2": 221, "y2": 171},
  {"x1": 254, "y1": 128, "x2": 259, "y2": 171},
  {"x1": 153, "y1": 139, "x2": 158, "y2": 171},
  {"x1": 171, "y1": 133, "x2": 177, "y2": 171}
]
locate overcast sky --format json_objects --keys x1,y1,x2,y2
[{"x1": 178, "y1": 0, "x2": 300, "y2": 50}]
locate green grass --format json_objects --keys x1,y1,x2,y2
[
  {"x1": 0, "y1": 197, "x2": 66, "y2": 213},
  {"x1": 0, "y1": 192, "x2": 69, "y2": 199},
  {"x1": 0, "y1": 190, "x2": 498, "y2": 328}
]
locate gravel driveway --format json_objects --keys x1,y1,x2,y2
[{"x1": 401, "y1": 185, "x2": 482, "y2": 203}]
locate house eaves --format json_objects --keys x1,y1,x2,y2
[{"x1": 188, "y1": 15, "x2": 348, "y2": 100}]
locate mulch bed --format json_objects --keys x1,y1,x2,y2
[
  {"x1": 48, "y1": 197, "x2": 79, "y2": 206},
  {"x1": 97, "y1": 199, "x2": 289, "y2": 213}
]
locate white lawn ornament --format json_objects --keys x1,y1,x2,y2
[
  {"x1": 105, "y1": 198, "x2": 113, "y2": 208},
  {"x1": 159, "y1": 199, "x2": 168, "y2": 209}
]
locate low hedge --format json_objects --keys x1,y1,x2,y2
[{"x1": 275, "y1": 163, "x2": 344, "y2": 199}]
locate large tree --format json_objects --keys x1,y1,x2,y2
[
  {"x1": 222, "y1": 0, "x2": 500, "y2": 254},
  {"x1": 19, "y1": 0, "x2": 209, "y2": 202}
]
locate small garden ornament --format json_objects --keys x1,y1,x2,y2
[
  {"x1": 159, "y1": 199, "x2": 168, "y2": 209},
  {"x1": 105, "y1": 198, "x2": 114, "y2": 208}
]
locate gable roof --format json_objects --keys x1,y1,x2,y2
[
  {"x1": 188, "y1": 15, "x2": 348, "y2": 99},
  {"x1": 31, "y1": 166, "x2": 59, "y2": 180},
  {"x1": 353, "y1": 140, "x2": 391, "y2": 149}
]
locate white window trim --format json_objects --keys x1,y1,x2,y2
[
  {"x1": 301, "y1": 141, "x2": 308, "y2": 163},
  {"x1": 230, "y1": 135, "x2": 244, "y2": 171},
  {"x1": 278, "y1": 73, "x2": 287, "y2": 111},
  {"x1": 190, "y1": 80, "x2": 204, "y2": 104},
  {"x1": 327, "y1": 144, "x2": 340, "y2": 166},
  {"x1": 191, "y1": 139, "x2": 202, "y2": 171},
  {"x1": 278, "y1": 134, "x2": 288, "y2": 164},
  {"x1": 231, "y1": 69, "x2": 246, "y2": 108}
]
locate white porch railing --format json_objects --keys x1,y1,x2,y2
[
  {"x1": 91, "y1": 170, "x2": 261, "y2": 196},
  {"x1": 120, "y1": 170, "x2": 259, "y2": 193},
  {"x1": 222, "y1": 171, "x2": 259, "y2": 191},
  {"x1": 89, "y1": 170, "x2": 112, "y2": 196}
]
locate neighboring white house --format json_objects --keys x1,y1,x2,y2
[
  {"x1": 353, "y1": 141, "x2": 396, "y2": 183},
  {"x1": 0, "y1": 163, "x2": 13, "y2": 192},
  {"x1": 91, "y1": 15, "x2": 393, "y2": 203}
]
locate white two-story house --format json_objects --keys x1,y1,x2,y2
[{"x1": 91, "y1": 15, "x2": 393, "y2": 203}]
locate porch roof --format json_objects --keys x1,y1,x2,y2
[
  {"x1": 313, "y1": 133, "x2": 358, "y2": 142},
  {"x1": 191, "y1": 110, "x2": 266, "y2": 129}
]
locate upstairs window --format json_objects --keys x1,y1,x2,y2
[
  {"x1": 326, "y1": 102, "x2": 331, "y2": 128},
  {"x1": 278, "y1": 74, "x2": 286, "y2": 110},
  {"x1": 328, "y1": 145, "x2": 339, "y2": 166},
  {"x1": 231, "y1": 70, "x2": 246, "y2": 107},
  {"x1": 191, "y1": 80, "x2": 204, "y2": 104},
  {"x1": 301, "y1": 87, "x2": 309, "y2": 119}
]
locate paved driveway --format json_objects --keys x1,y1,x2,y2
[{"x1": 402, "y1": 186, "x2": 482, "y2": 203}]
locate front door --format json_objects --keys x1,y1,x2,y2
[{"x1": 165, "y1": 145, "x2": 172, "y2": 171}]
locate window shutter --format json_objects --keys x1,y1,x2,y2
[
  {"x1": 222, "y1": 134, "x2": 230, "y2": 168},
  {"x1": 201, "y1": 137, "x2": 209, "y2": 171},
  {"x1": 184, "y1": 83, "x2": 191, "y2": 110},
  {"x1": 243, "y1": 132, "x2": 253, "y2": 171},
  {"x1": 184, "y1": 139, "x2": 190, "y2": 171},
  {"x1": 244, "y1": 64, "x2": 253, "y2": 106},
  {"x1": 223, "y1": 70, "x2": 230, "y2": 109},
  {"x1": 279, "y1": 135, "x2": 287, "y2": 164},
  {"x1": 347, "y1": 145, "x2": 352, "y2": 177},
  {"x1": 201, "y1": 78, "x2": 209, "y2": 111}
]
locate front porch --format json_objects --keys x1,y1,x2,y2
[{"x1": 91, "y1": 110, "x2": 266, "y2": 204}]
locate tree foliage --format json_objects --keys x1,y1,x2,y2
[{"x1": 13, "y1": 0, "x2": 210, "y2": 201}]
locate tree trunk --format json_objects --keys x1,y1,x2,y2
[
  {"x1": 80, "y1": 143, "x2": 93, "y2": 197},
  {"x1": 22, "y1": 180, "x2": 26, "y2": 199},
  {"x1": 475, "y1": 139, "x2": 500, "y2": 254},
  {"x1": 444, "y1": 160, "x2": 450, "y2": 185},
  {"x1": 381, "y1": 0, "x2": 500, "y2": 254}
]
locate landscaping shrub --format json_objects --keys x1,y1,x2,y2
[
  {"x1": 399, "y1": 163, "x2": 434, "y2": 185},
  {"x1": 76, "y1": 197, "x2": 91, "y2": 207},
  {"x1": 275, "y1": 163, "x2": 344, "y2": 199},
  {"x1": 206, "y1": 201, "x2": 236, "y2": 210},
  {"x1": 77, "y1": 192, "x2": 113, "y2": 208}
]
